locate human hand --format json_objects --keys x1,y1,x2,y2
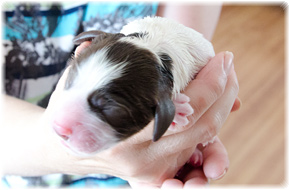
[
  {"x1": 126, "y1": 51, "x2": 239, "y2": 188},
  {"x1": 159, "y1": 100, "x2": 241, "y2": 188},
  {"x1": 159, "y1": 137, "x2": 229, "y2": 188},
  {"x1": 43, "y1": 40, "x2": 239, "y2": 188}
]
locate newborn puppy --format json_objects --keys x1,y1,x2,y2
[{"x1": 51, "y1": 17, "x2": 215, "y2": 156}]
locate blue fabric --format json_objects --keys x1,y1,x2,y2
[
  {"x1": 66, "y1": 177, "x2": 128, "y2": 188},
  {"x1": 3, "y1": 2, "x2": 158, "y2": 103}
]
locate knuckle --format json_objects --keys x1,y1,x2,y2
[
  {"x1": 205, "y1": 112, "x2": 223, "y2": 139},
  {"x1": 229, "y1": 70, "x2": 240, "y2": 95},
  {"x1": 189, "y1": 95, "x2": 210, "y2": 124},
  {"x1": 192, "y1": 97, "x2": 207, "y2": 117},
  {"x1": 210, "y1": 75, "x2": 227, "y2": 98}
]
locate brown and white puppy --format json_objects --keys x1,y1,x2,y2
[{"x1": 51, "y1": 17, "x2": 215, "y2": 156}]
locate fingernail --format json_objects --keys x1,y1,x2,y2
[
  {"x1": 211, "y1": 169, "x2": 227, "y2": 181},
  {"x1": 224, "y1": 51, "x2": 234, "y2": 76},
  {"x1": 231, "y1": 97, "x2": 242, "y2": 112}
]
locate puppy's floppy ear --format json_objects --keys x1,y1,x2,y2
[
  {"x1": 153, "y1": 93, "x2": 175, "y2": 142},
  {"x1": 153, "y1": 53, "x2": 175, "y2": 142},
  {"x1": 73, "y1": 30, "x2": 108, "y2": 45}
]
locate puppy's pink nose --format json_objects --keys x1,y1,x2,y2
[{"x1": 53, "y1": 122, "x2": 72, "y2": 140}]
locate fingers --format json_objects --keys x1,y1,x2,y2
[
  {"x1": 192, "y1": 66, "x2": 238, "y2": 144},
  {"x1": 180, "y1": 138, "x2": 229, "y2": 187},
  {"x1": 127, "y1": 138, "x2": 229, "y2": 189},
  {"x1": 183, "y1": 168, "x2": 208, "y2": 187},
  {"x1": 184, "y1": 51, "x2": 234, "y2": 125},
  {"x1": 149, "y1": 51, "x2": 239, "y2": 155},
  {"x1": 202, "y1": 137, "x2": 229, "y2": 180},
  {"x1": 160, "y1": 138, "x2": 229, "y2": 189},
  {"x1": 161, "y1": 179, "x2": 184, "y2": 189},
  {"x1": 161, "y1": 167, "x2": 208, "y2": 189}
]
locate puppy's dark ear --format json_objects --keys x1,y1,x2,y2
[
  {"x1": 73, "y1": 30, "x2": 108, "y2": 45},
  {"x1": 153, "y1": 94, "x2": 175, "y2": 141},
  {"x1": 153, "y1": 53, "x2": 175, "y2": 142}
]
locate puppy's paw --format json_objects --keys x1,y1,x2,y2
[
  {"x1": 202, "y1": 136, "x2": 217, "y2": 147},
  {"x1": 189, "y1": 148, "x2": 204, "y2": 167},
  {"x1": 169, "y1": 93, "x2": 193, "y2": 131},
  {"x1": 175, "y1": 148, "x2": 203, "y2": 180}
]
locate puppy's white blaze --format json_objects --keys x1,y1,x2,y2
[
  {"x1": 121, "y1": 16, "x2": 215, "y2": 93},
  {"x1": 54, "y1": 89, "x2": 119, "y2": 156},
  {"x1": 54, "y1": 48, "x2": 129, "y2": 155},
  {"x1": 72, "y1": 48, "x2": 128, "y2": 95}
]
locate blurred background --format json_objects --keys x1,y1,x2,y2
[{"x1": 210, "y1": 4, "x2": 286, "y2": 185}]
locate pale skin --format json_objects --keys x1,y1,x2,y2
[{"x1": 1, "y1": 4, "x2": 240, "y2": 188}]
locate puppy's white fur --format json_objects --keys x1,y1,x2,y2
[
  {"x1": 53, "y1": 49, "x2": 126, "y2": 155},
  {"x1": 71, "y1": 48, "x2": 128, "y2": 92},
  {"x1": 121, "y1": 16, "x2": 215, "y2": 94}
]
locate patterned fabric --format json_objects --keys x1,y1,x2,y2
[
  {"x1": 3, "y1": 2, "x2": 158, "y2": 106},
  {"x1": 2, "y1": 2, "x2": 158, "y2": 188}
]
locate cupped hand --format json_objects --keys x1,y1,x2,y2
[
  {"x1": 127, "y1": 51, "x2": 239, "y2": 188},
  {"x1": 44, "y1": 41, "x2": 239, "y2": 188}
]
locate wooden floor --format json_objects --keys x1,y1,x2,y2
[{"x1": 210, "y1": 5, "x2": 286, "y2": 185}]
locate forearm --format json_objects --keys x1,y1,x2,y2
[
  {"x1": 0, "y1": 95, "x2": 107, "y2": 177},
  {"x1": 0, "y1": 95, "x2": 53, "y2": 176},
  {"x1": 156, "y1": 3, "x2": 222, "y2": 41}
]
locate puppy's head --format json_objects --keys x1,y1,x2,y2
[{"x1": 51, "y1": 31, "x2": 175, "y2": 155}]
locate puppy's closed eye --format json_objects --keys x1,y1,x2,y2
[
  {"x1": 88, "y1": 90, "x2": 140, "y2": 139},
  {"x1": 88, "y1": 91, "x2": 132, "y2": 123}
]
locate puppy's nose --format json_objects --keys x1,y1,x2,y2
[{"x1": 53, "y1": 122, "x2": 72, "y2": 140}]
